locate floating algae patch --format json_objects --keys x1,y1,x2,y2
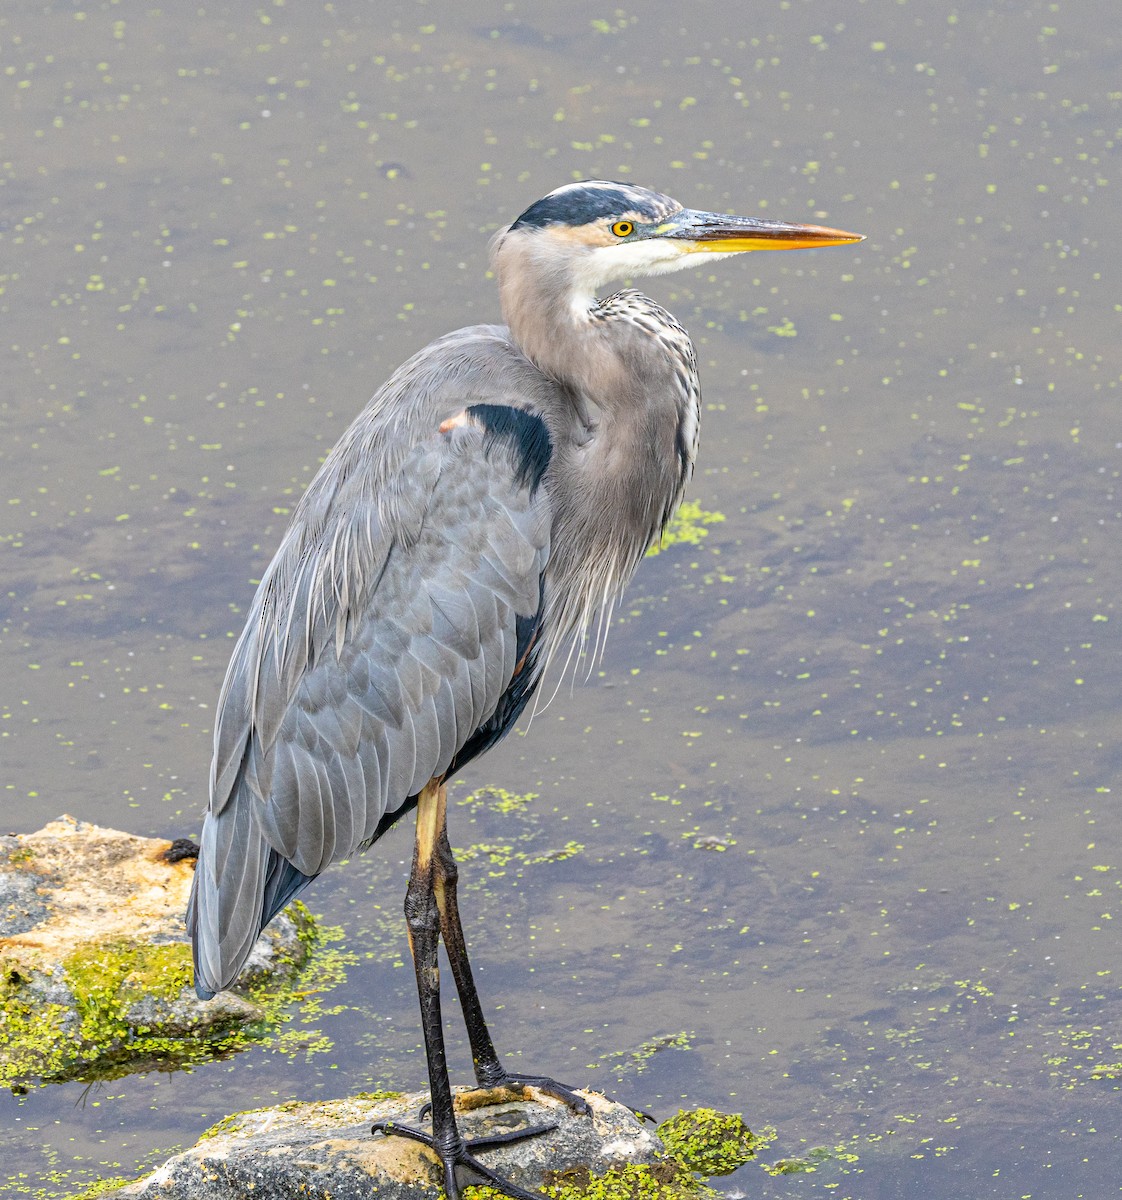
[
  {"x1": 0, "y1": 816, "x2": 329, "y2": 1090},
  {"x1": 454, "y1": 787, "x2": 586, "y2": 885},
  {"x1": 598, "y1": 1031, "x2": 696, "y2": 1080},
  {"x1": 646, "y1": 501, "x2": 726, "y2": 556}
]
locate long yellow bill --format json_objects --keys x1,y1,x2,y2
[{"x1": 668, "y1": 209, "x2": 864, "y2": 253}]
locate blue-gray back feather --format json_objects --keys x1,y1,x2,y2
[{"x1": 189, "y1": 330, "x2": 557, "y2": 997}]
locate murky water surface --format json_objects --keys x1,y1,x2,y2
[{"x1": 2, "y1": 1, "x2": 1119, "y2": 1196}]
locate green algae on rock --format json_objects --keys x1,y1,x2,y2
[
  {"x1": 525, "y1": 1159, "x2": 709, "y2": 1200},
  {"x1": 458, "y1": 1106, "x2": 763, "y2": 1200},
  {"x1": 0, "y1": 815, "x2": 316, "y2": 1090},
  {"x1": 655, "y1": 1108, "x2": 761, "y2": 1176}
]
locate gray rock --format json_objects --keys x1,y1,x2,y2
[{"x1": 107, "y1": 1087, "x2": 666, "y2": 1199}]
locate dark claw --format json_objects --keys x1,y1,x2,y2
[{"x1": 371, "y1": 1116, "x2": 558, "y2": 1200}]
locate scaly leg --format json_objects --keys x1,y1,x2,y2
[
  {"x1": 432, "y1": 814, "x2": 590, "y2": 1115},
  {"x1": 371, "y1": 780, "x2": 557, "y2": 1200}
]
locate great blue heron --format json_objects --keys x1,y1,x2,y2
[{"x1": 187, "y1": 180, "x2": 862, "y2": 1198}]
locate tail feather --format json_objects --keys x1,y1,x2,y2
[{"x1": 187, "y1": 785, "x2": 315, "y2": 1000}]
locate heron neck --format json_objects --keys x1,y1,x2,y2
[
  {"x1": 500, "y1": 263, "x2": 698, "y2": 664},
  {"x1": 497, "y1": 257, "x2": 600, "y2": 396}
]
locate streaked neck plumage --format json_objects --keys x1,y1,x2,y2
[{"x1": 492, "y1": 228, "x2": 701, "y2": 676}]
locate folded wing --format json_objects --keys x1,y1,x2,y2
[{"x1": 188, "y1": 405, "x2": 553, "y2": 996}]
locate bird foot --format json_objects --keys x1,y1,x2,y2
[
  {"x1": 371, "y1": 1116, "x2": 557, "y2": 1200},
  {"x1": 478, "y1": 1071, "x2": 592, "y2": 1117},
  {"x1": 414, "y1": 1074, "x2": 591, "y2": 1123}
]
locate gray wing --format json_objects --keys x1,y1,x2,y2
[{"x1": 189, "y1": 403, "x2": 552, "y2": 995}]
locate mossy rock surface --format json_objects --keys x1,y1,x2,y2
[
  {"x1": 0, "y1": 815, "x2": 314, "y2": 1090},
  {"x1": 104, "y1": 1087, "x2": 678, "y2": 1199}
]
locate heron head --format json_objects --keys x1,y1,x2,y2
[{"x1": 493, "y1": 179, "x2": 864, "y2": 296}]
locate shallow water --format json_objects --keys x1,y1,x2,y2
[{"x1": 2, "y1": 1, "x2": 1119, "y2": 1197}]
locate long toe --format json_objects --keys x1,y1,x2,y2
[
  {"x1": 372, "y1": 1116, "x2": 557, "y2": 1200},
  {"x1": 445, "y1": 1145, "x2": 549, "y2": 1200},
  {"x1": 488, "y1": 1072, "x2": 591, "y2": 1116}
]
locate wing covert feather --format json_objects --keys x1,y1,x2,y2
[
  {"x1": 190, "y1": 399, "x2": 552, "y2": 995},
  {"x1": 259, "y1": 420, "x2": 551, "y2": 871}
]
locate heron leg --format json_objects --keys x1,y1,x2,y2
[
  {"x1": 371, "y1": 780, "x2": 557, "y2": 1200},
  {"x1": 432, "y1": 809, "x2": 590, "y2": 1116}
]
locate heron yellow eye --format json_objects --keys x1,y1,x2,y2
[{"x1": 611, "y1": 221, "x2": 634, "y2": 238}]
